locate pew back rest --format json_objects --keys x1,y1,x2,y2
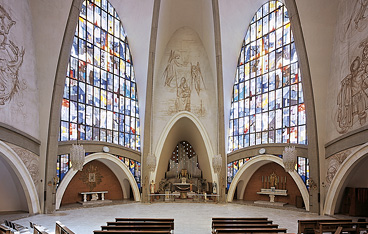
[
  {"x1": 0, "y1": 224, "x2": 11, "y2": 234},
  {"x1": 297, "y1": 219, "x2": 352, "y2": 234},
  {"x1": 55, "y1": 221, "x2": 75, "y2": 234}
]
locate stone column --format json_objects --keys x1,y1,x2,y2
[
  {"x1": 142, "y1": 0, "x2": 161, "y2": 203},
  {"x1": 44, "y1": 0, "x2": 83, "y2": 213},
  {"x1": 212, "y1": 0, "x2": 227, "y2": 203}
]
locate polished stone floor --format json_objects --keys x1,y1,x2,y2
[{"x1": 1, "y1": 202, "x2": 357, "y2": 234}]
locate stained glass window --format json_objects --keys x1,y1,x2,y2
[
  {"x1": 228, "y1": 1, "x2": 307, "y2": 152},
  {"x1": 60, "y1": 0, "x2": 140, "y2": 151}
]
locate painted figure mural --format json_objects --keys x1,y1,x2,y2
[
  {"x1": 341, "y1": 0, "x2": 368, "y2": 41},
  {"x1": 336, "y1": 38, "x2": 368, "y2": 133},
  {"x1": 162, "y1": 50, "x2": 205, "y2": 113},
  {"x1": 0, "y1": 5, "x2": 25, "y2": 105}
]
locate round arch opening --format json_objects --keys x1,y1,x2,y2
[
  {"x1": 56, "y1": 152, "x2": 140, "y2": 210},
  {"x1": 227, "y1": 155, "x2": 310, "y2": 211},
  {"x1": 324, "y1": 143, "x2": 368, "y2": 215},
  {"x1": 0, "y1": 141, "x2": 40, "y2": 214}
]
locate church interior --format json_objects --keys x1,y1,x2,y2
[{"x1": 1, "y1": 0, "x2": 368, "y2": 233}]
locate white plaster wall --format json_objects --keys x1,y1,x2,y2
[
  {"x1": 326, "y1": 0, "x2": 368, "y2": 141},
  {"x1": 152, "y1": 26, "x2": 217, "y2": 171},
  {"x1": 0, "y1": 0, "x2": 39, "y2": 139},
  {"x1": 28, "y1": 0, "x2": 72, "y2": 210},
  {"x1": 0, "y1": 156, "x2": 28, "y2": 212}
]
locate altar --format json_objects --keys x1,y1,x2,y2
[
  {"x1": 173, "y1": 182, "x2": 191, "y2": 198},
  {"x1": 153, "y1": 141, "x2": 218, "y2": 203},
  {"x1": 255, "y1": 172, "x2": 288, "y2": 207},
  {"x1": 257, "y1": 187, "x2": 287, "y2": 203}
]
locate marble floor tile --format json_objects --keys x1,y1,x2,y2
[{"x1": 6, "y1": 202, "x2": 354, "y2": 234}]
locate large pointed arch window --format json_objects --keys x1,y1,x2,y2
[
  {"x1": 60, "y1": 0, "x2": 140, "y2": 151},
  {"x1": 228, "y1": 1, "x2": 307, "y2": 152}
]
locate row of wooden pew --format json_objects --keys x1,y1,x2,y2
[
  {"x1": 298, "y1": 218, "x2": 368, "y2": 234},
  {"x1": 212, "y1": 217, "x2": 288, "y2": 234},
  {"x1": 94, "y1": 218, "x2": 175, "y2": 234},
  {"x1": 0, "y1": 220, "x2": 29, "y2": 234}
]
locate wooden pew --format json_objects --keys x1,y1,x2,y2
[
  {"x1": 96, "y1": 218, "x2": 174, "y2": 234},
  {"x1": 212, "y1": 217, "x2": 286, "y2": 234},
  {"x1": 297, "y1": 219, "x2": 352, "y2": 234},
  {"x1": 115, "y1": 218, "x2": 174, "y2": 222},
  {"x1": 107, "y1": 221, "x2": 174, "y2": 230},
  {"x1": 55, "y1": 221, "x2": 75, "y2": 234},
  {"x1": 101, "y1": 224, "x2": 172, "y2": 231},
  {"x1": 213, "y1": 223, "x2": 279, "y2": 229},
  {"x1": 214, "y1": 227, "x2": 288, "y2": 233},
  {"x1": 213, "y1": 220, "x2": 273, "y2": 225},
  {"x1": 34, "y1": 225, "x2": 49, "y2": 234},
  {"x1": 0, "y1": 224, "x2": 11, "y2": 234},
  {"x1": 213, "y1": 218, "x2": 269, "y2": 221},
  {"x1": 94, "y1": 231, "x2": 172, "y2": 234},
  {"x1": 315, "y1": 221, "x2": 368, "y2": 234}
]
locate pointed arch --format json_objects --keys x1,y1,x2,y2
[
  {"x1": 55, "y1": 152, "x2": 140, "y2": 210},
  {"x1": 323, "y1": 143, "x2": 368, "y2": 215},
  {"x1": 228, "y1": 0, "x2": 307, "y2": 152},
  {"x1": 153, "y1": 111, "x2": 216, "y2": 184},
  {"x1": 227, "y1": 154, "x2": 309, "y2": 211},
  {"x1": 0, "y1": 141, "x2": 41, "y2": 214}
]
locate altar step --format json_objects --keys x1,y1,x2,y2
[
  {"x1": 254, "y1": 200, "x2": 287, "y2": 207},
  {"x1": 78, "y1": 199, "x2": 112, "y2": 206}
]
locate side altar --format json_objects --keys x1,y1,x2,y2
[
  {"x1": 255, "y1": 172, "x2": 288, "y2": 207},
  {"x1": 257, "y1": 187, "x2": 287, "y2": 203}
]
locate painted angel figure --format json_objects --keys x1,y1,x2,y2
[
  {"x1": 163, "y1": 50, "x2": 185, "y2": 87},
  {"x1": 190, "y1": 62, "x2": 206, "y2": 95},
  {"x1": 0, "y1": 5, "x2": 25, "y2": 105},
  {"x1": 354, "y1": 0, "x2": 368, "y2": 29}
]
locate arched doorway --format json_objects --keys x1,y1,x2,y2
[
  {"x1": 0, "y1": 141, "x2": 40, "y2": 214},
  {"x1": 324, "y1": 143, "x2": 368, "y2": 215},
  {"x1": 227, "y1": 155, "x2": 310, "y2": 211},
  {"x1": 56, "y1": 152, "x2": 140, "y2": 210},
  {"x1": 152, "y1": 112, "x2": 216, "y2": 196}
]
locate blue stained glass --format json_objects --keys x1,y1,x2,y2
[
  {"x1": 234, "y1": 84, "x2": 239, "y2": 101},
  {"x1": 107, "y1": 91, "x2": 113, "y2": 110},
  {"x1": 70, "y1": 101, "x2": 78, "y2": 123},
  {"x1": 86, "y1": 105, "x2": 92, "y2": 126},
  {"x1": 234, "y1": 119, "x2": 239, "y2": 136},
  {"x1": 125, "y1": 80, "x2": 131, "y2": 98},
  {"x1": 86, "y1": 126, "x2": 93, "y2": 141},
  {"x1": 78, "y1": 103, "x2": 85, "y2": 124},
  {"x1": 283, "y1": 107, "x2": 290, "y2": 127},
  {"x1": 100, "y1": 109, "x2": 106, "y2": 128},
  {"x1": 114, "y1": 94, "x2": 119, "y2": 112},
  {"x1": 94, "y1": 68, "x2": 100, "y2": 86}
]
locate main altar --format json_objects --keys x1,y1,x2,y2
[{"x1": 151, "y1": 141, "x2": 217, "y2": 202}]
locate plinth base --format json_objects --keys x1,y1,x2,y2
[
  {"x1": 78, "y1": 199, "x2": 112, "y2": 206},
  {"x1": 254, "y1": 200, "x2": 287, "y2": 207}
]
